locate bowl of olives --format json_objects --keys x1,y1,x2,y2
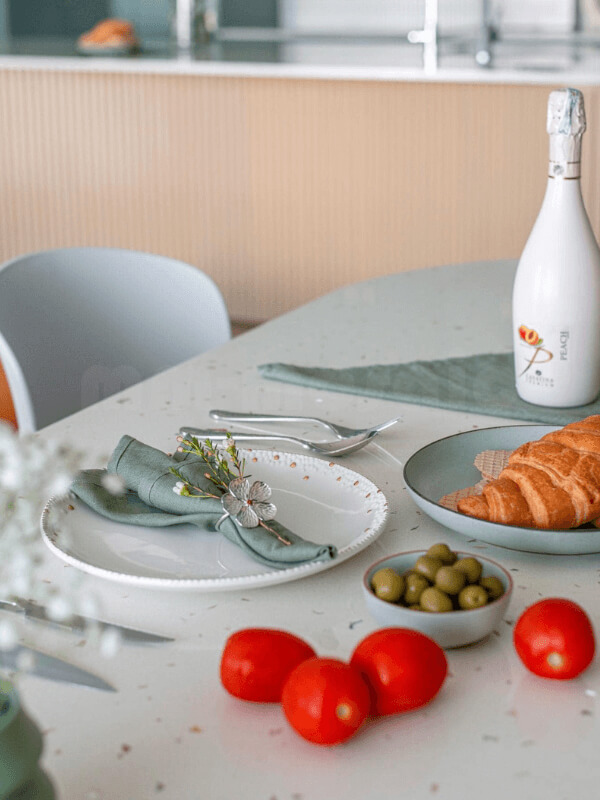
[{"x1": 362, "y1": 544, "x2": 513, "y2": 649}]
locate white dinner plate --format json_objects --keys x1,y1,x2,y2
[
  {"x1": 41, "y1": 449, "x2": 389, "y2": 591},
  {"x1": 403, "y1": 424, "x2": 600, "y2": 555}
]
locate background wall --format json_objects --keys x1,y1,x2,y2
[
  {"x1": 3, "y1": 0, "x2": 279, "y2": 40},
  {"x1": 0, "y1": 2, "x2": 595, "y2": 425},
  {"x1": 1, "y1": 69, "x2": 599, "y2": 325},
  {"x1": 1, "y1": 0, "x2": 586, "y2": 42}
]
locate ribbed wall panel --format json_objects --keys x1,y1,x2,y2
[{"x1": 0, "y1": 69, "x2": 598, "y2": 322}]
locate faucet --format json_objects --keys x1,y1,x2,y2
[
  {"x1": 475, "y1": 0, "x2": 498, "y2": 67},
  {"x1": 174, "y1": 0, "x2": 219, "y2": 50},
  {"x1": 407, "y1": 0, "x2": 438, "y2": 72},
  {"x1": 474, "y1": 0, "x2": 585, "y2": 69}
]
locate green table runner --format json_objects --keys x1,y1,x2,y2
[
  {"x1": 71, "y1": 436, "x2": 336, "y2": 570},
  {"x1": 259, "y1": 352, "x2": 600, "y2": 425}
]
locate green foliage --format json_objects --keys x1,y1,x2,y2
[{"x1": 170, "y1": 433, "x2": 247, "y2": 498}]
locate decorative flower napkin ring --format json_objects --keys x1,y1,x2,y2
[
  {"x1": 172, "y1": 434, "x2": 291, "y2": 545},
  {"x1": 215, "y1": 477, "x2": 277, "y2": 531}
]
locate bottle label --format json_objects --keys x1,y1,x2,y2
[
  {"x1": 548, "y1": 160, "x2": 581, "y2": 179},
  {"x1": 516, "y1": 324, "x2": 556, "y2": 388}
]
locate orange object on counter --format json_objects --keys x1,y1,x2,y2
[
  {"x1": 77, "y1": 18, "x2": 139, "y2": 52},
  {"x1": 0, "y1": 362, "x2": 17, "y2": 429}
]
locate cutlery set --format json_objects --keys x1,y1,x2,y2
[
  {"x1": 0, "y1": 597, "x2": 173, "y2": 692},
  {"x1": 181, "y1": 409, "x2": 401, "y2": 457},
  {"x1": 2, "y1": 411, "x2": 397, "y2": 692}
]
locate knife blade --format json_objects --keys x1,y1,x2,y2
[
  {"x1": 0, "y1": 644, "x2": 116, "y2": 692},
  {"x1": 0, "y1": 598, "x2": 174, "y2": 644}
]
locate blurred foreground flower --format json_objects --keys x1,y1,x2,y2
[
  {"x1": 0, "y1": 423, "x2": 105, "y2": 798},
  {"x1": 0, "y1": 423, "x2": 98, "y2": 657}
]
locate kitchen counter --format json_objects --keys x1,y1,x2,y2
[{"x1": 2, "y1": 33, "x2": 600, "y2": 84}]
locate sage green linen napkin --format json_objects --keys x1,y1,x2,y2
[
  {"x1": 259, "y1": 352, "x2": 600, "y2": 426},
  {"x1": 70, "y1": 436, "x2": 337, "y2": 570}
]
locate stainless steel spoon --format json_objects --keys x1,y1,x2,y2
[
  {"x1": 209, "y1": 410, "x2": 401, "y2": 440},
  {"x1": 178, "y1": 424, "x2": 397, "y2": 457}
]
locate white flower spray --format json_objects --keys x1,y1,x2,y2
[{"x1": 0, "y1": 423, "x2": 118, "y2": 679}]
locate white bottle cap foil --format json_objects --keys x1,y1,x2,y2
[{"x1": 547, "y1": 88, "x2": 586, "y2": 176}]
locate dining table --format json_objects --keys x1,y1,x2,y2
[{"x1": 16, "y1": 258, "x2": 600, "y2": 800}]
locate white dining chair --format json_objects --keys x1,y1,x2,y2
[{"x1": 0, "y1": 247, "x2": 231, "y2": 433}]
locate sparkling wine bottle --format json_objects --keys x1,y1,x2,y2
[{"x1": 512, "y1": 87, "x2": 600, "y2": 407}]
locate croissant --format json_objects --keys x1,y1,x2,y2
[
  {"x1": 457, "y1": 415, "x2": 600, "y2": 529},
  {"x1": 77, "y1": 19, "x2": 139, "y2": 51}
]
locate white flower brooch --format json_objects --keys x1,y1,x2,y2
[{"x1": 217, "y1": 477, "x2": 277, "y2": 529}]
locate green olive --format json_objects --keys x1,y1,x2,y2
[
  {"x1": 408, "y1": 604, "x2": 422, "y2": 610},
  {"x1": 419, "y1": 587, "x2": 453, "y2": 613},
  {"x1": 402, "y1": 569, "x2": 419, "y2": 579},
  {"x1": 435, "y1": 566, "x2": 467, "y2": 596},
  {"x1": 453, "y1": 557, "x2": 483, "y2": 585},
  {"x1": 413, "y1": 555, "x2": 443, "y2": 583},
  {"x1": 404, "y1": 573, "x2": 430, "y2": 605},
  {"x1": 479, "y1": 575, "x2": 505, "y2": 600},
  {"x1": 371, "y1": 568, "x2": 405, "y2": 603},
  {"x1": 458, "y1": 585, "x2": 489, "y2": 610},
  {"x1": 426, "y1": 543, "x2": 457, "y2": 565}
]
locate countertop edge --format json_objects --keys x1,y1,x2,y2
[{"x1": 1, "y1": 52, "x2": 600, "y2": 85}]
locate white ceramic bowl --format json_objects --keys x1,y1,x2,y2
[{"x1": 362, "y1": 550, "x2": 513, "y2": 649}]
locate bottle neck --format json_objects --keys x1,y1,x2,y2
[
  {"x1": 548, "y1": 132, "x2": 582, "y2": 179},
  {"x1": 540, "y1": 162, "x2": 588, "y2": 223},
  {"x1": 543, "y1": 171, "x2": 584, "y2": 207},
  {"x1": 548, "y1": 161, "x2": 581, "y2": 180}
]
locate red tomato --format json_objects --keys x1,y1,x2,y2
[
  {"x1": 281, "y1": 657, "x2": 371, "y2": 745},
  {"x1": 220, "y1": 628, "x2": 316, "y2": 702},
  {"x1": 513, "y1": 598, "x2": 595, "y2": 680},
  {"x1": 350, "y1": 628, "x2": 447, "y2": 716}
]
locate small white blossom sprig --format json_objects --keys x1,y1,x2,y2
[
  {"x1": 171, "y1": 435, "x2": 291, "y2": 546},
  {"x1": 172, "y1": 433, "x2": 244, "y2": 498}
]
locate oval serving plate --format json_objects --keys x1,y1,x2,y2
[
  {"x1": 403, "y1": 424, "x2": 600, "y2": 555},
  {"x1": 41, "y1": 448, "x2": 388, "y2": 591}
]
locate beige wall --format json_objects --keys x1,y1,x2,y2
[{"x1": 1, "y1": 68, "x2": 599, "y2": 322}]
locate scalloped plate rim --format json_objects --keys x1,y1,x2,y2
[{"x1": 40, "y1": 448, "x2": 389, "y2": 591}]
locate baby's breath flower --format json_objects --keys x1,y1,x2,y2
[
  {"x1": 49, "y1": 470, "x2": 75, "y2": 497},
  {"x1": 47, "y1": 595, "x2": 74, "y2": 623},
  {"x1": 101, "y1": 473, "x2": 126, "y2": 496},
  {"x1": 100, "y1": 627, "x2": 122, "y2": 659},
  {"x1": 0, "y1": 462, "x2": 21, "y2": 491},
  {"x1": 0, "y1": 425, "x2": 102, "y2": 677},
  {"x1": 16, "y1": 649, "x2": 35, "y2": 673},
  {"x1": 0, "y1": 620, "x2": 18, "y2": 651}
]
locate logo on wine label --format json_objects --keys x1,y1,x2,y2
[
  {"x1": 560, "y1": 330, "x2": 569, "y2": 360},
  {"x1": 517, "y1": 324, "x2": 554, "y2": 378}
]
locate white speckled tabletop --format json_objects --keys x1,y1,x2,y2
[{"x1": 21, "y1": 259, "x2": 600, "y2": 799}]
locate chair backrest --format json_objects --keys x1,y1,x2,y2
[{"x1": 0, "y1": 247, "x2": 231, "y2": 432}]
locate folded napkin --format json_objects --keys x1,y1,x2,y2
[
  {"x1": 259, "y1": 352, "x2": 600, "y2": 426},
  {"x1": 71, "y1": 436, "x2": 337, "y2": 570}
]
